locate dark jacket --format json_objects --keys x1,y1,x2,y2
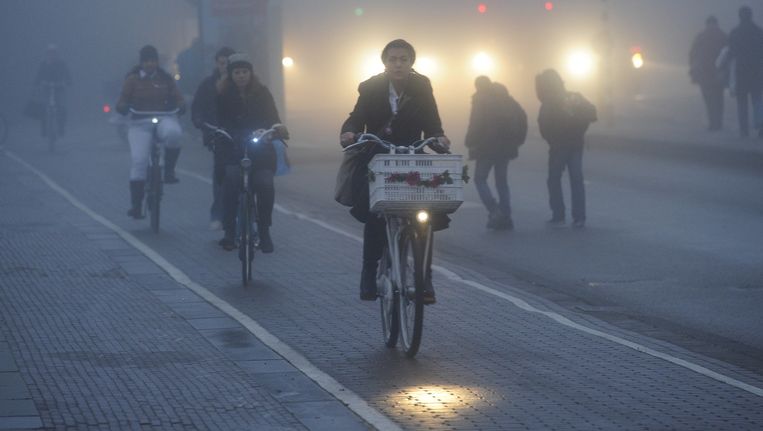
[
  {"x1": 116, "y1": 67, "x2": 185, "y2": 115},
  {"x1": 35, "y1": 59, "x2": 71, "y2": 86},
  {"x1": 728, "y1": 20, "x2": 763, "y2": 92},
  {"x1": 689, "y1": 26, "x2": 728, "y2": 86},
  {"x1": 538, "y1": 92, "x2": 597, "y2": 150},
  {"x1": 216, "y1": 80, "x2": 281, "y2": 169},
  {"x1": 341, "y1": 71, "x2": 446, "y2": 224},
  {"x1": 465, "y1": 83, "x2": 527, "y2": 160},
  {"x1": 191, "y1": 70, "x2": 221, "y2": 130},
  {"x1": 341, "y1": 72, "x2": 444, "y2": 146}
]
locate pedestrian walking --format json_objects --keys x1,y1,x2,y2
[
  {"x1": 191, "y1": 46, "x2": 235, "y2": 230},
  {"x1": 725, "y1": 6, "x2": 763, "y2": 138},
  {"x1": 465, "y1": 76, "x2": 527, "y2": 230},
  {"x1": 690, "y1": 16, "x2": 728, "y2": 131},
  {"x1": 535, "y1": 69, "x2": 597, "y2": 229}
]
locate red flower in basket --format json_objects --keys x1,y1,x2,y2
[{"x1": 405, "y1": 171, "x2": 421, "y2": 186}]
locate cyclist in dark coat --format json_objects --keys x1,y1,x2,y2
[
  {"x1": 35, "y1": 44, "x2": 71, "y2": 137},
  {"x1": 340, "y1": 39, "x2": 451, "y2": 303},
  {"x1": 216, "y1": 53, "x2": 287, "y2": 253},
  {"x1": 191, "y1": 46, "x2": 235, "y2": 230},
  {"x1": 536, "y1": 69, "x2": 596, "y2": 229},
  {"x1": 465, "y1": 76, "x2": 527, "y2": 230}
]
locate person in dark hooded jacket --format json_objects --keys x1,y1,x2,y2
[
  {"x1": 465, "y1": 76, "x2": 527, "y2": 230},
  {"x1": 726, "y1": 6, "x2": 763, "y2": 137},
  {"x1": 535, "y1": 69, "x2": 596, "y2": 229},
  {"x1": 216, "y1": 53, "x2": 288, "y2": 253},
  {"x1": 689, "y1": 16, "x2": 728, "y2": 131}
]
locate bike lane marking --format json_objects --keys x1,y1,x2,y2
[
  {"x1": 5, "y1": 152, "x2": 403, "y2": 431},
  {"x1": 178, "y1": 168, "x2": 763, "y2": 399}
]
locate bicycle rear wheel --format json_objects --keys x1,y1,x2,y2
[
  {"x1": 239, "y1": 192, "x2": 253, "y2": 286},
  {"x1": 378, "y1": 247, "x2": 399, "y2": 348},
  {"x1": 148, "y1": 164, "x2": 162, "y2": 233},
  {"x1": 398, "y1": 226, "x2": 424, "y2": 358}
]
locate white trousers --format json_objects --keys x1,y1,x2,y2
[{"x1": 128, "y1": 117, "x2": 182, "y2": 180}]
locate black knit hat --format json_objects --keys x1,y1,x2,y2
[{"x1": 140, "y1": 45, "x2": 159, "y2": 62}]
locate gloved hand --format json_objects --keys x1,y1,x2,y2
[
  {"x1": 273, "y1": 123, "x2": 290, "y2": 140},
  {"x1": 432, "y1": 135, "x2": 451, "y2": 154},
  {"x1": 340, "y1": 132, "x2": 356, "y2": 148}
]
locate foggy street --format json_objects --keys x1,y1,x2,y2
[{"x1": 2, "y1": 0, "x2": 763, "y2": 430}]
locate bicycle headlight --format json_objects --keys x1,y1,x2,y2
[
  {"x1": 151, "y1": 117, "x2": 159, "y2": 124},
  {"x1": 416, "y1": 210, "x2": 430, "y2": 224},
  {"x1": 241, "y1": 158, "x2": 252, "y2": 169}
]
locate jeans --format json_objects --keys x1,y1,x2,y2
[
  {"x1": 128, "y1": 117, "x2": 182, "y2": 181},
  {"x1": 736, "y1": 88, "x2": 763, "y2": 136},
  {"x1": 474, "y1": 156, "x2": 511, "y2": 216},
  {"x1": 547, "y1": 146, "x2": 585, "y2": 222},
  {"x1": 222, "y1": 165, "x2": 275, "y2": 239},
  {"x1": 700, "y1": 82, "x2": 724, "y2": 130}
]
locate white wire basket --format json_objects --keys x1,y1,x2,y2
[{"x1": 368, "y1": 154, "x2": 465, "y2": 214}]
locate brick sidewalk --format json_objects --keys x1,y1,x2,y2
[{"x1": 0, "y1": 159, "x2": 370, "y2": 430}]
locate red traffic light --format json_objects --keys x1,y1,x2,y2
[
  {"x1": 544, "y1": 1, "x2": 554, "y2": 11},
  {"x1": 103, "y1": 104, "x2": 111, "y2": 113},
  {"x1": 477, "y1": 3, "x2": 487, "y2": 14}
]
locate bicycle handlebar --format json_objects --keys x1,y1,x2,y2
[
  {"x1": 342, "y1": 133, "x2": 447, "y2": 154},
  {"x1": 201, "y1": 124, "x2": 287, "y2": 147}
]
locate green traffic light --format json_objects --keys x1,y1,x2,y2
[{"x1": 355, "y1": 7, "x2": 364, "y2": 16}]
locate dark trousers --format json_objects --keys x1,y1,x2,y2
[
  {"x1": 222, "y1": 165, "x2": 275, "y2": 238},
  {"x1": 474, "y1": 156, "x2": 511, "y2": 216},
  {"x1": 700, "y1": 82, "x2": 724, "y2": 130},
  {"x1": 547, "y1": 146, "x2": 585, "y2": 222},
  {"x1": 736, "y1": 88, "x2": 763, "y2": 136},
  {"x1": 211, "y1": 157, "x2": 224, "y2": 222}
]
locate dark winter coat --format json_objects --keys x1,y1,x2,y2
[
  {"x1": 538, "y1": 92, "x2": 597, "y2": 150},
  {"x1": 35, "y1": 59, "x2": 71, "y2": 86},
  {"x1": 216, "y1": 80, "x2": 281, "y2": 170},
  {"x1": 191, "y1": 70, "x2": 222, "y2": 130},
  {"x1": 465, "y1": 83, "x2": 527, "y2": 160},
  {"x1": 689, "y1": 26, "x2": 728, "y2": 86},
  {"x1": 728, "y1": 20, "x2": 763, "y2": 92},
  {"x1": 341, "y1": 72, "x2": 444, "y2": 145}
]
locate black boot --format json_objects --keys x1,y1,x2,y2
[
  {"x1": 360, "y1": 261, "x2": 378, "y2": 301},
  {"x1": 164, "y1": 148, "x2": 181, "y2": 184},
  {"x1": 258, "y1": 225, "x2": 274, "y2": 253},
  {"x1": 127, "y1": 180, "x2": 145, "y2": 219}
]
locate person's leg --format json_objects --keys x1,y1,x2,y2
[
  {"x1": 568, "y1": 147, "x2": 586, "y2": 226},
  {"x1": 751, "y1": 89, "x2": 763, "y2": 137},
  {"x1": 737, "y1": 90, "x2": 750, "y2": 137},
  {"x1": 474, "y1": 157, "x2": 497, "y2": 213},
  {"x1": 547, "y1": 148, "x2": 566, "y2": 222},
  {"x1": 252, "y1": 169, "x2": 275, "y2": 253},
  {"x1": 220, "y1": 165, "x2": 241, "y2": 249},
  {"x1": 493, "y1": 156, "x2": 512, "y2": 229},
  {"x1": 360, "y1": 215, "x2": 385, "y2": 300},
  {"x1": 700, "y1": 84, "x2": 715, "y2": 129},
  {"x1": 127, "y1": 124, "x2": 152, "y2": 218},
  {"x1": 158, "y1": 117, "x2": 183, "y2": 183}
]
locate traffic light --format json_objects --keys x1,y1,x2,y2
[
  {"x1": 477, "y1": 3, "x2": 487, "y2": 14},
  {"x1": 630, "y1": 46, "x2": 644, "y2": 69},
  {"x1": 544, "y1": 2, "x2": 554, "y2": 11}
]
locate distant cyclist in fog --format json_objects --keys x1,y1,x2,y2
[
  {"x1": 690, "y1": 16, "x2": 728, "y2": 132},
  {"x1": 465, "y1": 76, "x2": 527, "y2": 231},
  {"x1": 535, "y1": 69, "x2": 597, "y2": 229},
  {"x1": 191, "y1": 46, "x2": 236, "y2": 231},
  {"x1": 724, "y1": 6, "x2": 763, "y2": 138},
  {"x1": 35, "y1": 44, "x2": 71, "y2": 137}
]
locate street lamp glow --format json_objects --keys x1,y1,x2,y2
[
  {"x1": 471, "y1": 52, "x2": 494, "y2": 74},
  {"x1": 565, "y1": 49, "x2": 596, "y2": 78},
  {"x1": 631, "y1": 52, "x2": 644, "y2": 69},
  {"x1": 362, "y1": 54, "x2": 384, "y2": 79},
  {"x1": 415, "y1": 56, "x2": 437, "y2": 76},
  {"x1": 282, "y1": 56, "x2": 294, "y2": 68}
]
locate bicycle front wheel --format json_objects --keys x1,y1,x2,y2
[
  {"x1": 378, "y1": 247, "x2": 399, "y2": 348},
  {"x1": 398, "y1": 226, "x2": 424, "y2": 358},
  {"x1": 148, "y1": 164, "x2": 162, "y2": 233},
  {"x1": 239, "y1": 192, "x2": 253, "y2": 286}
]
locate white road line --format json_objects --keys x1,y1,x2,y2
[
  {"x1": 7, "y1": 153, "x2": 402, "y2": 431},
  {"x1": 180, "y1": 168, "x2": 763, "y2": 399}
]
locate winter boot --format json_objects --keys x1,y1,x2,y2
[
  {"x1": 359, "y1": 261, "x2": 378, "y2": 301},
  {"x1": 127, "y1": 180, "x2": 145, "y2": 219},
  {"x1": 258, "y1": 225, "x2": 274, "y2": 253},
  {"x1": 163, "y1": 148, "x2": 181, "y2": 184}
]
